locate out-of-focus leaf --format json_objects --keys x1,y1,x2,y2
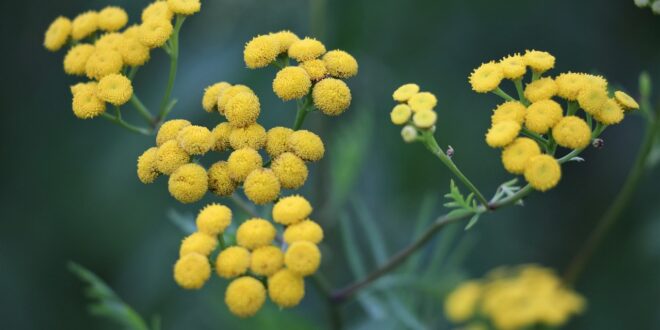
[
  {"x1": 405, "y1": 193, "x2": 438, "y2": 272},
  {"x1": 353, "y1": 199, "x2": 388, "y2": 265},
  {"x1": 464, "y1": 214, "x2": 481, "y2": 230},
  {"x1": 385, "y1": 294, "x2": 428, "y2": 330},
  {"x1": 426, "y1": 224, "x2": 461, "y2": 275},
  {"x1": 166, "y1": 209, "x2": 196, "y2": 234}
]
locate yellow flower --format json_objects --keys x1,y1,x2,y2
[
  {"x1": 98, "y1": 6, "x2": 128, "y2": 32},
  {"x1": 119, "y1": 37, "x2": 151, "y2": 67},
  {"x1": 268, "y1": 269, "x2": 305, "y2": 308},
  {"x1": 552, "y1": 116, "x2": 591, "y2": 149},
  {"x1": 312, "y1": 78, "x2": 352, "y2": 116},
  {"x1": 577, "y1": 86, "x2": 608, "y2": 116},
  {"x1": 390, "y1": 104, "x2": 412, "y2": 125},
  {"x1": 218, "y1": 85, "x2": 254, "y2": 114},
  {"x1": 229, "y1": 123, "x2": 267, "y2": 150},
  {"x1": 176, "y1": 125, "x2": 214, "y2": 155},
  {"x1": 244, "y1": 169, "x2": 281, "y2": 205},
  {"x1": 525, "y1": 100, "x2": 563, "y2": 134},
  {"x1": 44, "y1": 16, "x2": 71, "y2": 51},
  {"x1": 266, "y1": 127, "x2": 294, "y2": 158},
  {"x1": 137, "y1": 147, "x2": 160, "y2": 184},
  {"x1": 167, "y1": 0, "x2": 201, "y2": 15},
  {"x1": 444, "y1": 281, "x2": 482, "y2": 322},
  {"x1": 583, "y1": 74, "x2": 608, "y2": 90},
  {"x1": 142, "y1": 2, "x2": 174, "y2": 22},
  {"x1": 284, "y1": 220, "x2": 324, "y2": 244},
  {"x1": 243, "y1": 34, "x2": 280, "y2": 69},
  {"x1": 270, "y1": 30, "x2": 300, "y2": 53},
  {"x1": 227, "y1": 148, "x2": 263, "y2": 182},
  {"x1": 273, "y1": 67, "x2": 312, "y2": 101},
  {"x1": 85, "y1": 49, "x2": 123, "y2": 80},
  {"x1": 288, "y1": 37, "x2": 326, "y2": 62},
  {"x1": 592, "y1": 99, "x2": 624, "y2": 125},
  {"x1": 179, "y1": 232, "x2": 218, "y2": 257},
  {"x1": 288, "y1": 130, "x2": 325, "y2": 162},
  {"x1": 469, "y1": 61, "x2": 503, "y2": 93},
  {"x1": 168, "y1": 163, "x2": 208, "y2": 203},
  {"x1": 225, "y1": 277, "x2": 266, "y2": 318},
  {"x1": 285, "y1": 241, "x2": 321, "y2": 276},
  {"x1": 524, "y1": 155, "x2": 561, "y2": 191},
  {"x1": 523, "y1": 50, "x2": 555, "y2": 72},
  {"x1": 173, "y1": 252, "x2": 210, "y2": 289},
  {"x1": 408, "y1": 92, "x2": 437, "y2": 112},
  {"x1": 499, "y1": 54, "x2": 526, "y2": 80},
  {"x1": 156, "y1": 140, "x2": 190, "y2": 174},
  {"x1": 207, "y1": 161, "x2": 237, "y2": 196},
  {"x1": 555, "y1": 72, "x2": 586, "y2": 101},
  {"x1": 300, "y1": 59, "x2": 328, "y2": 81},
  {"x1": 323, "y1": 50, "x2": 358, "y2": 78},
  {"x1": 413, "y1": 110, "x2": 437, "y2": 129},
  {"x1": 139, "y1": 18, "x2": 173, "y2": 48},
  {"x1": 123, "y1": 25, "x2": 141, "y2": 39},
  {"x1": 215, "y1": 246, "x2": 251, "y2": 278},
  {"x1": 196, "y1": 203, "x2": 232, "y2": 236},
  {"x1": 485, "y1": 120, "x2": 521, "y2": 148},
  {"x1": 272, "y1": 195, "x2": 312, "y2": 225},
  {"x1": 71, "y1": 11, "x2": 99, "y2": 40},
  {"x1": 211, "y1": 122, "x2": 232, "y2": 151},
  {"x1": 392, "y1": 83, "x2": 420, "y2": 102},
  {"x1": 64, "y1": 44, "x2": 95, "y2": 75},
  {"x1": 97, "y1": 74, "x2": 133, "y2": 106},
  {"x1": 202, "y1": 82, "x2": 232, "y2": 112},
  {"x1": 501, "y1": 138, "x2": 541, "y2": 175},
  {"x1": 524, "y1": 77, "x2": 558, "y2": 102},
  {"x1": 156, "y1": 119, "x2": 191, "y2": 146},
  {"x1": 71, "y1": 83, "x2": 106, "y2": 119},
  {"x1": 614, "y1": 91, "x2": 639, "y2": 110},
  {"x1": 271, "y1": 152, "x2": 308, "y2": 189},
  {"x1": 236, "y1": 218, "x2": 276, "y2": 250},
  {"x1": 250, "y1": 246, "x2": 284, "y2": 276},
  {"x1": 95, "y1": 33, "x2": 125, "y2": 53},
  {"x1": 70, "y1": 81, "x2": 97, "y2": 95},
  {"x1": 491, "y1": 101, "x2": 526, "y2": 125}
]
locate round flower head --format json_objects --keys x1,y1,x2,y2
[
  {"x1": 157, "y1": 119, "x2": 191, "y2": 146},
  {"x1": 266, "y1": 127, "x2": 294, "y2": 158},
  {"x1": 285, "y1": 241, "x2": 321, "y2": 276},
  {"x1": 218, "y1": 85, "x2": 254, "y2": 114},
  {"x1": 156, "y1": 140, "x2": 190, "y2": 174},
  {"x1": 284, "y1": 220, "x2": 324, "y2": 244},
  {"x1": 577, "y1": 86, "x2": 608, "y2": 116},
  {"x1": 552, "y1": 116, "x2": 591, "y2": 149},
  {"x1": 72, "y1": 84, "x2": 106, "y2": 119},
  {"x1": 244, "y1": 169, "x2": 281, "y2": 205},
  {"x1": 97, "y1": 74, "x2": 133, "y2": 106},
  {"x1": 288, "y1": 130, "x2": 325, "y2": 162},
  {"x1": 250, "y1": 246, "x2": 284, "y2": 276},
  {"x1": 173, "y1": 252, "x2": 211, "y2": 290},
  {"x1": 139, "y1": 18, "x2": 173, "y2": 48},
  {"x1": 401, "y1": 125, "x2": 419, "y2": 143},
  {"x1": 391, "y1": 104, "x2": 412, "y2": 125},
  {"x1": 211, "y1": 122, "x2": 232, "y2": 151},
  {"x1": 179, "y1": 232, "x2": 218, "y2": 257},
  {"x1": 137, "y1": 147, "x2": 160, "y2": 184},
  {"x1": 312, "y1": 78, "x2": 352, "y2": 116},
  {"x1": 243, "y1": 34, "x2": 280, "y2": 69},
  {"x1": 469, "y1": 61, "x2": 503, "y2": 93},
  {"x1": 271, "y1": 152, "x2": 308, "y2": 189},
  {"x1": 524, "y1": 77, "x2": 558, "y2": 102},
  {"x1": 119, "y1": 37, "x2": 150, "y2": 67},
  {"x1": 177, "y1": 125, "x2": 214, "y2": 155},
  {"x1": 227, "y1": 148, "x2": 263, "y2": 182},
  {"x1": 236, "y1": 218, "x2": 276, "y2": 250},
  {"x1": 98, "y1": 7, "x2": 128, "y2": 31},
  {"x1": 70, "y1": 81, "x2": 97, "y2": 96},
  {"x1": 525, "y1": 100, "x2": 563, "y2": 134},
  {"x1": 300, "y1": 59, "x2": 328, "y2": 81},
  {"x1": 323, "y1": 50, "x2": 358, "y2": 78},
  {"x1": 85, "y1": 49, "x2": 123, "y2": 80},
  {"x1": 196, "y1": 203, "x2": 232, "y2": 236},
  {"x1": 272, "y1": 195, "x2": 312, "y2": 225},
  {"x1": 142, "y1": 1, "x2": 174, "y2": 22},
  {"x1": 614, "y1": 91, "x2": 639, "y2": 110},
  {"x1": 501, "y1": 137, "x2": 541, "y2": 174},
  {"x1": 524, "y1": 50, "x2": 555, "y2": 72},
  {"x1": 413, "y1": 110, "x2": 438, "y2": 129},
  {"x1": 555, "y1": 72, "x2": 586, "y2": 100},
  {"x1": 268, "y1": 269, "x2": 305, "y2": 308},
  {"x1": 288, "y1": 38, "x2": 326, "y2": 62},
  {"x1": 499, "y1": 54, "x2": 526, "y2": 80},
  {"x1": 225, "y1": 277, "x2": 266, "y2": 318},
  {"x1": 95, "y1": 33, "x2": 125, "y2": 53},
  {"x1": 215, "y1": 246, "x2": 251, "y2": 278},
  {"x1": 491, "y1": 101, "x2": 526, "y2": 125},
  {"x1": 208, "y1": 161, "x2": 237, "y2": 196},
  {"x1": 485, "y1": 120, "x2": 521, "y2": 148},
  {"x1": 229, "y1": 124, "x2": 267, "y2": 150},
  {"x1": 71, "y1": 11, "x2": 99, "y2": 40},
  {"x1": 167, "y1": 0, "x2": 201, "y2": 15},
  {"x1": 123, "y1": 25, "x2": 140, "y2": 39},
  {"x1": 593, "y1": 99, "x2": 624, "y2": 125},
  {"x1": 225, "y1": 92, "x2": 261, "y2": 128},
  {"x1": 202, "y1": 82, "x2": 232, "y2": 112},
  {"x1": 524, "y1": 155, "x2": 561, "y2": 191},
  {"x1": 44, "y1": 16, "x2": 72, "y2": 51},
  {"x1": 393, "y1": 83, "x2": 420, "y2": 102},
  {"x1": 583, "y1": 74, "x2": 609, "y2": 90},
  {"x1": 64, "y1": 44, "x2": 95, "y2": 75},
  {"x1": 444, "y1": 281, "x2": 481, "y2": 323},
  {"x1": 168, "y1": 163, "x2": 208, "y2": 203},
  {"x1": 270, "y1": 30, "x2": 300, "y2": 53},
  {"x1": 408, "y1": 92, "x2": 437, "y2": 112},
  {"x1": 273, "y1": 67, "x2": 312, "y2": 101}
]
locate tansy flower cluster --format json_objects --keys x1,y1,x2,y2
[
  {"x1": 390, "y1": 83, "x2": 439, "y2": 142},
  {"x1": 444, "y1": 265, "x2": 585, "y2": 330},
  {"x1": 469, "y1": 50, "x2": 639, "y2": 191},
  {"x1": 173, "y1": 196, "x2": 324, "y2": 317}
]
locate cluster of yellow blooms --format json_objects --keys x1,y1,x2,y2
[
  {"x1": 444, "y1": 265, "x2": 585, "y2": 330},
  {"x1": 43, "y1": 0, "x2": 200, "y2": 119},
  {"x1": 468, "y1": 50, "x2": 640, "y2": 191},
  {"x1": 390, "y1": 83, "x2": 439, "y2": 141}
]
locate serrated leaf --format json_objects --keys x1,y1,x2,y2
[{"x1": 464, "y1": 214, "x2": 481, "y2": 230}]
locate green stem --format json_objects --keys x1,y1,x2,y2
[
  {"x1": 514, "y1": 79, "x2": 529, "y2": 105},
  {"x1": 492, "y1": 87, "x2": 516, "y2": 102},
  {"x1": 293, "y1": 95, "x2": 313, "y2": 130},
  {"x1": 101, "y1": 112, "x2": 152, "y2": 136},
  {"x1": 130, "y1": 94, "x2": 156, "y2": 126},
  {"x1": 128, "y1": 66, "x2": 139, "y2": 80},
  {"x1": 532, "y1": 70, "x2": 542, "y2": 81},
  {"x1": 158, "y1": 16, "x2": 185, "y2": 122},
  {"x1": 521, "y1": 127, "x2": 549, "y2": 150},
  {"x1": 567, "y1": 101, "x2": 578, "y2": 116}
]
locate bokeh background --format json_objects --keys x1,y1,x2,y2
[{"x1": 2, "y1": 0, "x2": 660, "y2": 329}]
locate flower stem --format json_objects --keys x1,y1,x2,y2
[
  {"x1": 521, "y1": 127, "x2": 549, "y2": 150},
  {"x1": 492, "y1": 87, "x2": 516, "y2": 102},
  {"x1": 158, "y1": 16, "x2": 185, "y2": 122},
  {"x1": 293, "y1": 95, "x2": 313, "y2": 130},
  {"x1": 514, "y1": 79, "x2": 529, "y2": 105},
  {"x1": 131, "y1": 94, "x2": 156, "y2": 126},
  {"x1": 101, "y1": 112, "x2": 152, "y2": 136}
]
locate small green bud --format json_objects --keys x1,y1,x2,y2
[{"x1": 401, "y1": 125, "x2": 418, "y2": 143}]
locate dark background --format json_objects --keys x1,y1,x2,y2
[{"x1": 2, "y1": 0, "x2": 659, "y2": 329}]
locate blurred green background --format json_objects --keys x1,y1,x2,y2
[{"x1": 2, "y1": 0, "x2": 660, "y2": 329}]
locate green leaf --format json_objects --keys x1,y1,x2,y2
[
  {"x1": 464, "y1": 214, "x2": 481, "y2": 230},
  {"x1": 352, "y1": 200, "x2": 388, "y2": 265}
]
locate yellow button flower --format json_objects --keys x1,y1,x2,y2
[
  {"x1": 207, "y1": 161, "x2": 237, "y2": 197},
  {"x1": 390, "y1": 104, "x2": 412, "y2": 125},
  {"x1": 552, "y1": 116, "x2": 591, "y2": 149},
  {"x1": 408, "y1": 92, "x2": 437, "y2": 112},
  {"x1": 215, "y1": 246, "x2": 251, "y2": 278},
  {"x1": 225, "y1": 91, "x2": 261, "y2": 128},
  {"x1": 284, "y1": 220, "x2": 324, "y2": 244},
  {"x1": 139, "y1": 18, "x2": 173, "y2": 48},
  {"x1": 179, "y1": 232, "x2": 218, "y2": 257},
  {"x1": 300, "y1": 59, "x2": 328, "y2": 81},
  {"x1": 177, "y1": 125, "x2": 214, "y2": 155},
  {"x1": 229, "y1": 123, "x2": 267, "y2": 150},
  {"x1": 288, "y1": 37, "x2": 326, "y2": 62},
  {"x1": 555, "y1": 72, "x2": 586, "y2": 101},
  {"x1": 614, "y1": 91, "x2": 639, "y2": 110},
  {"x1": 211, "y1": 122, "x2": 232, "y2": 151},
  {"x1": 156, "y1": 140, "x2": 190, "y2": 175},
  {"x1": 196, "y1": 203, "x2": 232, "y2": 236},
  {"x1": 225, "y1": 277, "x2": 266, "y2": 318},
  {"x1": 523, "y1": 50, "x2": 555, "y2": 72},
  {"x1": 485, "y1": 120, "x2": 521, "y2": 148},
  {"x1": 97, "y1": 74, "x2": 133, "y2": 106},
  {"x1": 244, "y1": 168, "x2": 281, "y2": 205},
  {"x1": 499, "y1": 54, "x2": 526, "y2": 80},
  {"x1": 173, "y1": 252, "x2": 210, "y2": 290},
  {"x1": 218, "y1": 85, "x2": 254, "y2": 114},
  {"x1": 71, "y1": 83, "x2": 106, "y2": 119},
  {"x1": 142, "y1": 2, "x2": 174, "y2": 22},
  {"x1": 44, "y1": 16, "x2": 72, "y2": 51},
  {"x1": 524, "y1": 155, "x2": 561, "y2": 191},
  {"x1": 250, "y1": 245, "x2": 284, "y2": 276},
  {"x1": 392, "y1": 83, "x2": 420, "y2": 102},
  {"x1": 323, "y1": 50, "x2": 358, "y2": 78},
  {"x1": 413, "y1": 110, "x2": 438, "y2": 129},
  {"x1": 312, "y1": 78, "x2": 352, "y2": 116},
  {"x1": 168, "y1": 163, "x2": 208, "y2": 203},
  {"x1": 156, "y1": 119, "x2": 191, "y2": 146},
  {"x1": 119, "y1": 37, "x2": 151, "y2": 67},
  {"x1": 577, "y1": 86, "x2": 608, "y2": 116},
  {"x1": 64, "y1": 44, "x2": 95, "y2": 76},
  {"x1": 236, "y1": 218, "x2": 276, "y2": 250},
  {"x1": 98, "y1": 6, "x2": 128, "y2": 32},
  {"x1": 491, "y1": 101, "x2": 526, "y2": 125},
  {"x1": 272, "y1": 195, "x2": 312, "y2": 225},
  {"x1": 95, "y1": 33, "x2": 125, "y2": 53},
  {"x1": 266, "y1": 127, "x2": 294, "y2": 158},
  {"x1": 270, "y1": 30, "x2": 300, "y2": 53},
  {"x1": 227, "y1": 148, "x2": 263, "y2": 182},
  {"x1": 525, "y1": 99, "x2": 563, "y2": 134},
  {"x1": 243, "y1": 34, "x2": 280, "y2": 69},
  {"x1": 444, "y1": 281, "x2": 482, "y2": 322},
  {"x1": 268, "y1": 269, "x2": 305, "y2": 308},
  {"x1": 524, "y1": 77, "x2": 558, "y2": 102},
  {"x1": 285, "y1": 241, "x2": 321, "y2": 276},
  {"x1": 593, "y1": 98, "x2": 624, "y2": 125},
  {"x1": 287, "y1": 130, "x2": 325, "y2": 162},
  {"x1": 202, "y1": 82, "x2": 232, "y2": 112},
  {"x1": 469, "y1": 61, "x2": 503, "y2": 93},
  {"x1": 501, "y1": 137, "x2": 541, "y2": 175},
  {"x1": 71, "y1": 11, "x2": 99, "y2": 40},
  {"x1": 273, "y1": 67, "x2": 312, "y2": 101},
  {"x1": 271, "y1": 152, "x2": 308, "y2": 189},
  {"x1": 85, "y1": 49, "x2": 123, "y2": 80},
  {"x1": 137, "y1": 147, "x2": 160, "y2": 184},
  {"x1": 167, "y1": 0, "x2": 201, "y2": 15}
]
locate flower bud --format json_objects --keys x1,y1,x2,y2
[
  {"x1": 639, "y1": 72, "x2": 652, "y2": 98},
  {"x1": 401, "y1": 125, "x2": 418, "y2": 143}
]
